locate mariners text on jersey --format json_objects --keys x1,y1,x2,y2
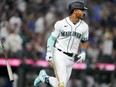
[{"x1": 61, "y1": 31, "x2": 82, "y2": 39}]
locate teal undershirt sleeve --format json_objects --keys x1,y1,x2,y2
[{"x1": 47, "y1": 35, "x2": 57, "y2": 52}]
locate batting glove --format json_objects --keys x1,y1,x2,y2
[
  {"x1": 77, "y1": 52, "x2": 86, "y2": 63},
  {"x1": 46, "y1": 52, "x2": 53, "y2": 62}
]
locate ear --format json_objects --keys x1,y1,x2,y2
[
  {"x1": 74, "y1": 9, "x2": 78, "y2": 13},
  {"x1": 74, "y1": 9, "x2": 76, "y2": 13}
]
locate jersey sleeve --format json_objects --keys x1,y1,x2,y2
[
  {"x1": 47, "y1": 35, "x2": 56, "y2": 52},
  {"x1": 81, "y1": 24, "x2": 89, "y2": 42},
  {"x1": 51, "y1": 21, "x2": 61, "y2": 38}
]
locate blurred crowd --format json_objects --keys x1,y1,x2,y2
[
  {"x1": 0, "y1": 0, "x2": 116, "y2": 64},
  {"x1": 0, "y1": 0, "x2": 116, "y2": 87}
]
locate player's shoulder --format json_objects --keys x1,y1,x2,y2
[
  {"x1": 81, "y1": 20, "x2": 89, "y2": 28},
  {"x1": 54, "y1": 18, "x2": 66, "y2": 26}
]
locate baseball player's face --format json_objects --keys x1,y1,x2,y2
[{"x1": 74, "y1": 9, "x2": 85, "y2": 19}]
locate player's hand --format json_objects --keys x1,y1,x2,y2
[
  {"x1": 77, "y1": 52, "x2": 86, "y2": 63},
  {"x1": 46, "y1": 52, "x2": 53, "y2": 62}
]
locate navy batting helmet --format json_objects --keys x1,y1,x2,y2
[{"x1": 69, "y1": 1, "x2": 88, "y2": 14}]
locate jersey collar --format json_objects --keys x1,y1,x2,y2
[{"x1": 66, "y1": 17, "x2": 82, "y2": 27}]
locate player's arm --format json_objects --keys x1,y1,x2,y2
[
  {"x1": 46, "y1": 21, "x2": 61, "y2": 61},
  {"x1": 47, "y1": 35, "x2": 57, "y2": 52},
  {"x1": 77, "y1": 40, "x2": 89, "y2": 63},
  {"x1": 80, "y1": 40, "x2": 89, "y2": 53},
  {"x1": 77, "y1": 25, "x2": 89, "y2": 62},
  {"x1": 47, "y1": 21, "x2": 61, "y2": 52}
]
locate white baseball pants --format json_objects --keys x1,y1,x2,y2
[{"x1": 49, "y1": 48, "x2": 74, "y2": 87}]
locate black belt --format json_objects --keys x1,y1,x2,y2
[{"x1": 57, "y1": 48, "x2": 74, "y2": 57}]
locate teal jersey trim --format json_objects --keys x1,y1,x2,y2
[{"x1": 47, "y1": 35, "x2": 56, "y2": 52}]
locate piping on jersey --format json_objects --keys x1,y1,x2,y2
[
  {"x1": 65, "y1": 18, "x2": 73, "y2": 53},
  {"x1": 70, "y1": 20, "x2": 82, "y2": 50}
]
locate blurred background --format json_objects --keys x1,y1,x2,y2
[{"x1": 0, "y1": 0, "x2": 116, "y2": 87}]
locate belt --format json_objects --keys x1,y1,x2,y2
[{"x1": 57, "y1": 48, "x2": 75, "y2": 57}]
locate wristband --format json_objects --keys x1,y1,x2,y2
[{"x1": 81, "y1": 48, "x2": 87, "y2": 53}]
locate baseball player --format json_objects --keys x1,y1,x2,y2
[{"x1": 34, "y1": 1, "x2": 89, "y2": 87}]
